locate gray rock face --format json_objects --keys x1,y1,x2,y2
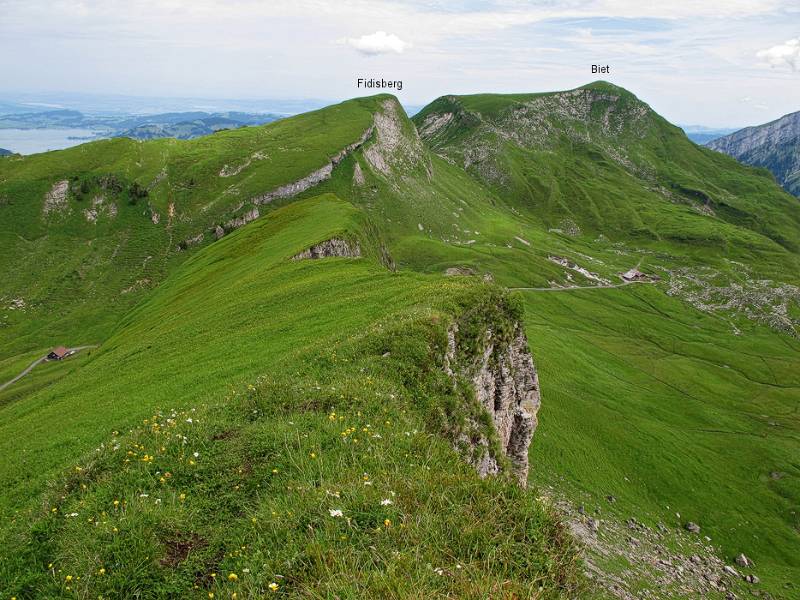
[
  {"x1": 444, "y1": 321, "x2": 541, "y2": 485},
  {"x1": 707, "y1": 110, "x2": 800, "y2": 196},
  {"x1": 291, "y1": 238, "x2": 361, "y2": 260},
  {"x1": 363, "y1": 98, "x2": 425, "y2": 176},
  {"x1": 224, "y1": 207, "x2": 260, "y2": 231},
  {"x1": 723, "y1": 565, "x2": 739, "y2": 578},
  {"x1": 735, "y1": 553, "x2": 752, "y2": 568},
  {"x1": 685, "y1": 522, "x2": 701, "y2": 533},
  {"x1": 352, "y1": 161, "x2": 366, "y2": 186},
  {"x1": 43, "y1": 179, "x2": 70, "y2": 217}
]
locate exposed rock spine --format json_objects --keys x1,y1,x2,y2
[
  {"x1": 292, "y1": 238, "x2": 361, "y2": 260},
  {"x1": 252, "y1": 125, "x2": 374, "y2": 205},
  {"x1": 444, "y1": 321, "x2": 540, "y2": 485}
]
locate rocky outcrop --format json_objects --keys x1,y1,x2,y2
[
  {"x1": 224, "y1": 207, "x2": 259, "y2": 231},
  {"x1": 178, "y1": 232, "x2": 204, "y2": 250},
  {"x1": 291, "y1": 238, "x2": 361, "y2": 260},
  {"x1": 444, "y1": 321, "x2": 540, "y2": 485},
  {"x1": 364, "y1": 99, "x2": 425, "y2": 176},
  {"x1": 43, "y1": 180, "x2": 70, "y2": 216},
  {"x1": 252, "y1": 125, "x2": 374, "y2": 205},
  {"x1": 352, "y1": 161, "x2": 366, "y2": 186},
  {"x1": 549, "y1": 255, "x2": 611, "y2": 285},
  {"x1": 219, "y1": 151, "x2": 268, "y2": 178},
  {"x1": 83, "y1": 195, "x2": 117, "y2": 223},
  {"x1": 417, "y1": 111, "x2": 455, "y2": 138}
]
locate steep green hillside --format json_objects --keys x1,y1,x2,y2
[
  {"x1": 1, "y1": 194, "x2": 582, "y2": 598},
  {"x1": 0, "y1": 95, "x2": 383, "y2": 361},
  {"x1": 401, "y1": 84, "x2": 800, "y2": 597},
  {"x1": 2, "y1": 84, "x2": 799, "y2": 599},
  {"x1": 413, "y1": 82, "x2": 800, "y2": 256}
]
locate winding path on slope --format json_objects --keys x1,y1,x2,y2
[
  {"x1": 0, "y1": 345, "x2": 98, "y2": 392},
  {"x1": 509, "y1": 280, "x2": 655, "y2": 292}
]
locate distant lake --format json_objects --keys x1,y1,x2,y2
[{"x1": 0, "y1": 128, "x2": 107, "y2": 155}]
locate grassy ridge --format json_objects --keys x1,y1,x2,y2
[
  {"x1": 0, "y1": 96, "x2": 386, "y2": 362},
  {"x1": 2, "y1": 83, "x2": 800, "y2": 598},
  {"x1": 1, "y1": 194, "x2": 583, "y2": 597},
  {"x1": 412, "y1": 82, "x2": 800, "y2": 258}
]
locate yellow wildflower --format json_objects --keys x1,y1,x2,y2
[
  {"x1": 269, "y1": 582, "x2": 279, "y2": 591},
  {"x1": 228, "y1": 573, "x2": 238, "y2": 581}
]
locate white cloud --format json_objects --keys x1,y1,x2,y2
[
  {"x1": 757, "y1": 38, "x2": 800, "y2": 71},
  {"x1": 342, "y1": 31, "x2": 410, "y2": 55}
]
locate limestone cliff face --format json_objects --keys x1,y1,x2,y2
[
  {"x1": 291, "y1": 238, "x2": 361, "y2": 260},
  {"x1": 444, "y1": 320, "x2": 540, "y2": 485},
  {"x1": 363, "y1": 98, "x2": 426, "y2": 177},
  {"x1": 707, "y1": 111, "x2": 800, "y2": 197}
]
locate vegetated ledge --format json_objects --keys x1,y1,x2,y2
[
  {"x1": 443, "y1": 303, "x2": 541, "y2": 486},
  {"x1": 252, "y1": 124, "x2": 375, "y2": 206},
  {"x1": 177, "y1": 125, "x2": 376, "y2": 250}
]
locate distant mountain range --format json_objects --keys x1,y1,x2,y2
[
  {"x1": 0, "y1": 108, "x2": 282, "y2": 142},
  {"x1": 707, "y1": 111, "x2": 800, "y2": 196},
  {"x1": 0, "y1": 148, "x2": 12, "y2": 156},
  {"x1": 680, "y1": 125, "x2": 738, "y2": 145}
]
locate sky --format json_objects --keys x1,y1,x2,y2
[{"x1": 0, "y1": 0, "x2": 799, "y2": 127}]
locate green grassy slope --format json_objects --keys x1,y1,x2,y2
[
  {"x1": 413, "y1": 81, "x2": 800, "y2": 257},
  {"x1": 404, "y1": 85, "x2": 800, "y2": 595},
  {"x1": 1, "y1": 194, "x2": 582, "y2": 598},
  {"x1": 285, "y1": 91, "x2": 799, "y2": 594},
  {"x1": 523, "y1": 285, "x2": 800, "y2": 590},
  {"x1": 2, "y1": 82, "x2": 800, "y2": 599},
  {"x1": 0, "y1": 95, "x2": 385, "y2": 361}
]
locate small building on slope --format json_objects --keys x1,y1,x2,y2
[{"x1": 47, "y1": 346, "x2": 69, "y2": 360}]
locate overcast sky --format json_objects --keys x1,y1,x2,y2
[{"x1": 1, "y1": 0, "x2": 798, "y2": 127}]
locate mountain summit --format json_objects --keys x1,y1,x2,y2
[{"x1": 413, "y1": 82, "x2": 800, "y2": 253}]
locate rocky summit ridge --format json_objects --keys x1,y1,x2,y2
[{"x1": 707, "y1": 110, "x2": 800, "y2": 196}]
